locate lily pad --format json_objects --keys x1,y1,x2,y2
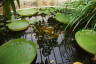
[
  {"x1": 55, "y1": 13, "x2": 73, "y2": 24},
  {"x1": 38, "y1": 8, "x2": 51, "y2": 15},
  {"x1": 38, "y1": 8, "x2": 55, "y2": 15},
  {"x1": 7, "y1": 20, "x2": 29, "y2": 31},
  {"x1": 17, "y1": 8, "x2": 38, "y2": 16},
  {"x1": 75, "y1": 29, "x2": 96, "y2": 54},
  {"x1": 0, "y1": 38, "x2": 37, "y2": 64}
]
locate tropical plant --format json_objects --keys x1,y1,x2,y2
[
  {"x1": 69, "y1": 0, "x2": 96, "y2": 59},
  {"x1": 54, "y1": 0, "x2": 96, "y2": 57},
  {"x1": 0, "y1": 0, "x2": 20, "y2": 20},
  {"x1": 54, "y1": 0, "x2": 96, "y2": 31}
]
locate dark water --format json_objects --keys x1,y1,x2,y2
[{"x1": 21, "y1": 15, "x2": 96, "y2": 64}]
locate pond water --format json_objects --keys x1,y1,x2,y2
[{"x1": 20, "y1": 15, "x2": 96, "y2": 64}]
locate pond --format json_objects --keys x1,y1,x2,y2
[
  {"x1": 0, "y1": 6, "x2": 96, "y2": 64},
  {"x1": 21, "y1": 15, "x2": 95, "y2": 64}
]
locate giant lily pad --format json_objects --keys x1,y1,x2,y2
[
  {"x1": 17, "y1": 8, "x2": 38, "y2": 16},
  {"x1": 0, "y1": 38, "x2": 37, "y2": 64},
  {"x1": 7, "y1": 20, "x2": 29, "y2": 31},
  {"x1": 75, "y1": 29, "x2": 96, "y2": 54}
]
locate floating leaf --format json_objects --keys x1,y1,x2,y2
[
  {"x1": 17, "y1": 8, "x2": 38, "y2": 16},
  {"x1": 7, "y1": 20, "x2": 29, "y2": 31},
  {"x1": 0, "y1": 38, "x2": 37, "y2": 64},
  {"x1": 75, "y1": 29, "x2": 96, "y2": 54},
  {"x1": 38, "y1": 8, "x2": 55, "y2": 15},
  {"x1": 55, "y1": 13, "x2": 74, "y2": 25},
  {"x1": 38, "y1": 9, "x2": 50, "y2": 15}
]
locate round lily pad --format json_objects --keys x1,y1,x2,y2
[
  {"x1": 17, "y1": 8, "x2": 38, "y2": 16},
  {"x1": 7, "y1": 20, "x2": 29, "y2": 31},
  {"x1": 55, "y1": 13, "x2": 73, "y2": 24},
  {"x1": 38, "y1": 8, "x2": 55, "y2": 15},
  {"x1": 0, "y1": 38, "x2": 37, "y2": 64},
  {"x1": 75, "y1": 29, "x2": 96, "y2": 54}
]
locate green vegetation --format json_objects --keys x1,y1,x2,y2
[
  {"x1": 7, "y1": 20, "x2": 29, "y2": 31},
  {"x1": 0, "y1": 0, "x2": 96, "y2": 63},
  {"x1": 2, "y1": 0, "x2": 20, "y2": 20},
  {"x1": 75, "y1": 29, "x2": 96, "y2": 54},
  {"x1": 17, "y1": 8, "x2": 38, "y2": 16},
  {"x1": 55, "y1": 12, "x2": 74, "y2": 25},
  {"x1": 0, "y1": 38, "x2": 37, "y2": 64}
]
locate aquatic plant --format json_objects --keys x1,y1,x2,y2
[
  {"x1": 7, "y1": 20, "x2": 29, "y2": 31},
  {"x1": 75, "y1": 29, "x2": 96, "y2": 54},
  {"x1": 0, "y1": 38, "x2": 37, "y2": 64}
]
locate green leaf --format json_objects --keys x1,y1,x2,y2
[
  {"x1": 0, "y1": 38, "x2": 37, "y2": 64},
  {"x1": 75, "y1": 29, "x2": 96, "y2": 54},
  {"x1": 3, "y1": 0, "x2": 20, "y2": 20},
  {"x1": 10, "y1": 0, "x2": 16, "y2": 14},
  {"x1": 7, "y1": 20, "x2": 29, "y2": 31},
  {"x1": 3, "y1": 0, "x2": 12, "y2": 19},
  {"x1": 17, "y1": 8, "x2": 38, "y2": 16},
  {"x1": 38, "y1": 8, "x2": 55, "y2": 15},
  {"x1": 55, "y1": 13, "x2": 74, "y2": 25}
]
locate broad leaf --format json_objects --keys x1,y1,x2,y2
[
  {"x1": 55, "y1": 12, "x2": 75, "y2": 25},
  {"x1": 75, "y1": 29, "x2": 96, "y2": 54},
  {"x1": 17, "y1": 8, "x2": 38, "y2": 16},
  {"x1": 7, "y1": 20, "x2": 29, "y2": 31},
  {"x1": 38, "y1": 8, "x2": 55, "y2": 15},
  {"x1": 0, "y1": 38, "x2": 37, "y2": 64}
]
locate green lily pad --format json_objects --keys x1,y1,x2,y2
[
  {"x1": 17, "y1": 8, "x2": 38, "y2": 16},
  {"x1": 38, "y1": 8, "x2": 51, "y2": 15},
  {"x1": 75, "y1": 29, "x2": 96, "y2": 54},
  {"x1": 7, "y1": 20, "x2": 29, "y2": 31},
  {"x1": 55, "y1": 13, "x2": 73, "y2": 24},
  {"x1": 38, "y1": 8, "x2": 55, "y2": 15},
  {"x1": 0, "y1": 38, "x2": 37, "y2": 64}
]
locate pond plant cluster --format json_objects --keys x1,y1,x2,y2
[{"x1": 0, "y1": 0, "x2": 96, "y2": 64}]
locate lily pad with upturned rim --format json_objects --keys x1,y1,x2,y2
[
  {"x1": 7, "y1": 20, "x2": 29, "y2": 31},
  {"x1": 17, "y1": 8, "x2": 38, "y2": 16},
  {"x1": 0, "y1": 38, "x2": 37, "y2": 64},
  {"x1": 75, "y1": 29, "x2": 96, "y2": 54}
]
